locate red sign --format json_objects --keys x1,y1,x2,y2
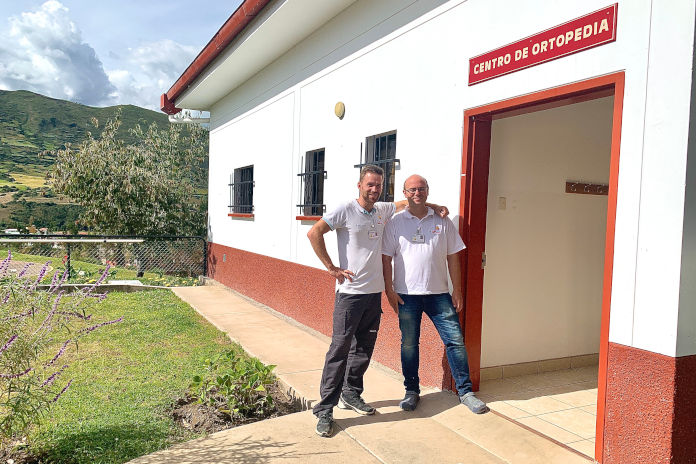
[{"x1": 469, "y1": 5, "x2": 617, "y2": 85}]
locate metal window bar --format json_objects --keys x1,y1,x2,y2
[
  {"x1": 354, "y1": 132, "x2": 398, "y2": 202},
  {"x1": 228, "y1": 166, "x2": 254, "y2": 214},
  {"x1": 297, "y1": 149, "x2": 326, "y2": 216}
]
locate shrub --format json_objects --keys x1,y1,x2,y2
[
  {"x1": 190, "y1": 349, "x2": 277, "y2": 420},
  {"x1": 0, "y1": 252, "x2": 122, "y2": 439}
]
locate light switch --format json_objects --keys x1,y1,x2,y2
[{"x1": 498, "y1": 196, "x2": 507, "y2": 210}]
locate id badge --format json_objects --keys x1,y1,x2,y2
[
  {"x1": 368, "y1": 230, "x2": 379, "y2": 240},
  {"x1": 412, "y1": 233, "x2": 425, "y2": 243}
]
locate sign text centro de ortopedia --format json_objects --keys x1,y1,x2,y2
[{"x1": 469, "y1": 4, "x2": 617, "y2": 85}]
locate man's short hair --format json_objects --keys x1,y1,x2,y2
[{"x1": 359, "y1": 164, "x2": 384, "y2": 182}]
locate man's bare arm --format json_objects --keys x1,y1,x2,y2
[
  {"x1": 307, "y1": 220, "x2": 354, "y2": 283},
  {"x1": 446, "y1": 251, "x2": 464, "y2": 313},
  {"x1": 382, "y1": 254, "x2": 403, "y2": 313}
]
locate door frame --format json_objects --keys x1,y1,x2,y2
[{"x1": 458, "y1": 71, "x2": 624, "y2": 463}]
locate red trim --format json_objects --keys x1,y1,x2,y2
[
  {"x1": 295, "y1": 216, "x2": 322, "y2": 221},
  {"x1": 160, "y1": 0, "x2": 272, "y2": 114},
  {"x1": 228, "y1": 213, "x2": 254, "y2": 218},
  {"x1": 459, "y1": 72, "x2": 624, "y2": 463},
  {"x1": 595, "y1": 72, "x2": 624, "y2": 463}
]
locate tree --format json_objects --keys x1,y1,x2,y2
[{"x1": 48, "y1": 113, "x2": 208, "y2": 236}]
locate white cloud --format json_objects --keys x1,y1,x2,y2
[
  {"x1": 106, "y1": 39, "x2": 198, "y2": 110},
  {"x1": 0, "y1": 0, "x2": 116, "y2": 106}
]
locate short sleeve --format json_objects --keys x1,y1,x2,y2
[
  {"x1": 382, "y1": 219, "x2": 397, "y2": 257},
  {"x1": 444, "y1": 217, "x2": 466, "y2": 254},
  {"x1": 322, "y1": 203, "x2": 348, "y2": 230},
  {"x1": 375, "y1": 201, "x2": 397, "y2": 220}
]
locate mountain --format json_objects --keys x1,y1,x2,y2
[
  {"x1": 0, "y1": 90, "x2": 186, "y2": 232},
  {"x1": 0, "y1": 90, "x2": 169, "y2": 184}
]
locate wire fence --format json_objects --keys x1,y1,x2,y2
[{"x1": 0, "y1": 235, "x2": 206, "y2": 285}]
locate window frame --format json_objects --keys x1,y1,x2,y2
[
  {"x1": 354, "y1": 130, "x2": 399, "y2": 202},
  {"x1": 228, "y1": 165, "x2": 254, "y2": 217},
  {"x1": 296, "y1": 148, "x2": 327, "y2": 220}
]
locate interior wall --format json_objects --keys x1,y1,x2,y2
[{"x1": 480, "y1": 96, "x2": 613, "y2": 367}]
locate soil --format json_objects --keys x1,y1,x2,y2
[
  {"x1": 0, "y1": 382, "x2": 302, "y2": 463},
  {"x1": 171, "y1": 383, "x2": 302, "y2": 434}
]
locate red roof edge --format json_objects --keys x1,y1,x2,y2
[{"x1": 160, "y1": 0, "x2": 273, "y2": 114}]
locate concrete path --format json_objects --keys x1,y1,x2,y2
[{"x1": 129, "y1": 284, "x2": 591, "y2": 464}]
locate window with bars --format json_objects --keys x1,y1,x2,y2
[
  {"x1": 297, "y1": 149, "x2": 326, "y2": 217},
  {"x1": 228, "y1": 165, "x2": 254, "y2": 214},
  {"x1": 354, "y1": 130, "x2": 399, "y2": 202}
]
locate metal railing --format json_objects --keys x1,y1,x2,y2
[{"x1": 0, "y1": 235, "x2": 206, "y2": 282}]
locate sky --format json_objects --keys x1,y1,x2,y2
[{"x1": 0, "y1": 0, "x2": 243, "y2": 111}]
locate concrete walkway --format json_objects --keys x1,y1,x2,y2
[{"x1": 129, "y1": 284, "x2": 591, "y2": 464}]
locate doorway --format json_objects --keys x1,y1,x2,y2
[{"x1": 458, "y1": 72, "x2": 624, "y2": 463}]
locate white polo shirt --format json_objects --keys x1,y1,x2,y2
[
  {"x1": 322, "y1": 200, "x2": 396, "y2": 294},
  {"x1": 382, "y1": 208, "x2": 465, "y2": 294}
]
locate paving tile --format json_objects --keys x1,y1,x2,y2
[
  {"x1": 487, "y1": 400, "x2": 532, "y2": 420},
  {"x1": 537, "y1": 409, "x2": 597, "y2": 439},
  {"x1": 567, "y1": 439, "x2": 596, "y2": 457},
  {"x1": 517, "y1": 416, "x2": 584, "y2": 444},
  {"x1": 505, "y1": 396, "x2": 574, "y2": 416},
  {"x1": 550, "y1": 389, "x2": 598, "y2": 408}
]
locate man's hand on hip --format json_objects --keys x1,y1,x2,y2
[
  {"x1": 385, "y1": 290, "x2": 404, "y2": 314},
  {"x1": 328, "y1": 265, "x2": 354, "y2": 284}
]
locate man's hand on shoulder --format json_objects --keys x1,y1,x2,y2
[
  {"x1": 385, "y1": 289, "x2": 404, "y2": 314},
  {"x1": 426, "y1": 202, "x2": 449, "y2": 217},
  {"x1": 328, "y1": 265, "x2": 355, "y2": 284}
]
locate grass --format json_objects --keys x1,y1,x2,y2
[
  {"x1": 0, "y1": 250, "x2": 200, "y2": 287},
  {"x1": 24, "y1": 289, "x2": 235, "y2": 464},
  {"x1": 9, "y1": 173, "x2": 46, "y2": 188}
]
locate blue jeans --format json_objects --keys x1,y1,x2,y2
[{"x1": 398, "y1": 293, "x2": 472, "y2": 396}]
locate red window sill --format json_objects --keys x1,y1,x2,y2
[
  {"x1": 296, "y1": 216, "x2": 321, "y2": 221},
  {"x1": 228, "y1": 213, "x2": 254, "y2": 218}
]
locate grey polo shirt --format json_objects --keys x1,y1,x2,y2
[{"x1": 322, "y1": 200, "x2": 396, "y2": 294}]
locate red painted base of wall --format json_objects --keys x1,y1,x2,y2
[
  {"x1": 603, "y1": 343, "x2": 696, "y2": 463},
  {"x1": 208, "y1": 242, "x2": 454, "y2": 391}
]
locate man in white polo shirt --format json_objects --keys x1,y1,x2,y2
[
  {"x1": 307, "y1": 165, "x2": 448, "y2": 437},
  {"x1": 382, "y1": 174, "x2": 488, "y2": 414}
]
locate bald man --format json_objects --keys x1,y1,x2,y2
[{"x1": 381, "y1": 174, "x2": 487, "y2": 414}]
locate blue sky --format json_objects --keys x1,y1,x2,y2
[{"x1": 0, "y1": 1, "x2": 243, "y2": 110}]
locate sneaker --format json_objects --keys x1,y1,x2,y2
[
  {"x1": 338, "y1": 392, "x2": 376, "y2": 415},
  {"x1": 399, "y1": 391, "x2": 420, "y2": 411},
  {"x1": 460, "y1": 392, "x2": 489, "y2": 414},
  {"x1": 315, "y1": 410, "x2": 334, "y2": 437}
]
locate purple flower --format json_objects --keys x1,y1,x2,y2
[
  {"x1": 45, "y1": 339, "x2": 71, "y2": 367},
  {"x1": 17, "y1": 262, "x2": 33, "y2": 278},
  {"x1": 0, "y1": 367, "x2": 32, "y2": 379},
  {"x1": 0, "y1": 334, "x2": 17, "y2": 355},
  {"x1": 52, "y1": 378, "x2": 73, "y2": 402},
  {"x1": 30, "y1": 261, "x2": 51, "y2": 290},
  {"x1": 41, "y1": 364, "x2": 68, "y2": 387},
  {"x1": 55, "y1": 311, "x2": 92, "y2": 321},
  {"x1": 49, "y1": 269, "x2": 60, "y2": 291},
  {"x1": 0, "y1": 251, "x2": 12, "y2": 277},
  {"x1": 78, "y1": 316, "x2": 124, "y2": 335}
]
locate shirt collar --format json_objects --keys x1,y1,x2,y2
[
  {"x1": 355, "y1": 199, "x2": 376, "y2": 216},
  {"x1": 404, "y1": 207, "x2": 434, "y2": 220}
]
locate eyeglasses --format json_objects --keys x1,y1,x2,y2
[{"x1": 404, "y1": 187, "x2": 428, "y2": 194}]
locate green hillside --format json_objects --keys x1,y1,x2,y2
[{"x1": 0, "y1": 89, "x2": 169, "y2": 185}]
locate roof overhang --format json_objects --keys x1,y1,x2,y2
[{"x1": 161, "y1": 0, "x2": 357, "y2": 114}]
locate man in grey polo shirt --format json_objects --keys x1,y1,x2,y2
[
  {"x1": 307, "y1": 165, "x2": 447, "y2": 437},
  {"x1": 382, "y1": 174, "x2": 488, "y2": 414}
]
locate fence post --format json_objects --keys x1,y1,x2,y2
[
  {"x1": 66, "y1": 243, "x2": 72, "y2": 278},
  {"x1": 203, "y1": 238, "x2": 208, "y2": 277}
]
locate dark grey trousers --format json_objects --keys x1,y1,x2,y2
[{"x1": 312, "y1": 292, "x2": 382, "y2": 416}]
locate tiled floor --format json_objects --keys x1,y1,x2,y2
[{"x1": 477, "y1": 365, "x2": 599, "y2": 458}]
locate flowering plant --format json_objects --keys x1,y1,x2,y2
[{"x1": 0, "y1": 252, "x2": 122, "y2": 439}]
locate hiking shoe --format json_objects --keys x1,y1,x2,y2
[
  {"x1": 315, "y1": 410, "x2": 334, "y2": 437},
  {"x1": 338, "y1": 392, "x2": 376, "y2": 415},
  {"x1": 460, "y1": 392, "x2": 489, "y2": 414},
  {"x1": 399, "y1": 391, "x2": 420, "y2": 411}
]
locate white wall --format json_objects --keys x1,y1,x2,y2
[
  {"x1": 481, "y1": 97, "x2": 613, "y2": 367},
  {"x1": 205, "y1": 0, "x2": 696, "y2": 357}
]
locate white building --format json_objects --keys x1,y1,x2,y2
[{"x1": 162, "y1": 1, "x2": 696, "y2": 462}]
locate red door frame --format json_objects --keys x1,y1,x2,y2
[{"x1": 458, "y1": 72, "x2": 624, "y2": 463}]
